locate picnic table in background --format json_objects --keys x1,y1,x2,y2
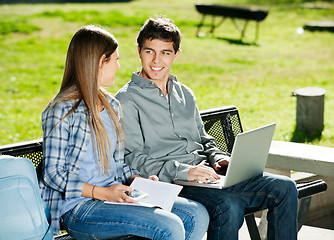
[{"x1": 195, "y1": 4, "x2": 269, "y2": 43}]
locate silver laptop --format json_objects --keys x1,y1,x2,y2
[{"x1": 174, "y1": 123, "x2": 276, "y2": 189}]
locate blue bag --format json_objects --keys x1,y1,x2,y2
[{"x1": 0, "y1": 155, "x2": 53, "y2": 240}]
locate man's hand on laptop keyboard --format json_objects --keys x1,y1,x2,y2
[
  {"x1": 213, "y1": 158, "x2": 230, "y2": 175},
  {"x1": 188, "y1": 164, "x2": 220, "y2": 183}
]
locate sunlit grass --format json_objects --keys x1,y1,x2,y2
[{"x1": 0, "y1": 0, "x2": 333, "y2": 146}]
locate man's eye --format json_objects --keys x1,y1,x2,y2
[{"x1": 163, "y1": 52, "x2": 170, "y2": 55}]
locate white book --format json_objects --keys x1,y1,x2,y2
[{"x1": 105, "y1": 178, "x2": 183, "y2": 212}]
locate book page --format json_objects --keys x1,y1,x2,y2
[
  {"x1": 104, "y1": 178, "x2": 182, "y2": 212},
  {"x1": 131, "y1": 178, "x2": 183, "y2": 211}
]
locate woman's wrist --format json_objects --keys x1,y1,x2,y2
[
  {"x1": 92, "y1": 185, "x2": 109, "y2": 201},
  {"x1": 91, "y1": 185, "x2": 96, "y2": 199},
  {"x1": 82, "y1": 183, "x2": 106, "y2": 200}
]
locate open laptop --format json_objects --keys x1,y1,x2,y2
[{"x1": 174, "y1": 123, "x2": 276, "y2": 189}]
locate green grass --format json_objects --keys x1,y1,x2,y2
[{"x1": 0, "y1": 0, "x2": 334, "y2": 146}]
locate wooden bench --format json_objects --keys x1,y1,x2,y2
[
  {"x1": 0, "y1": 105, "x2": 327, "y2": 239},
  {"x1": 195, "y1": 4, "x2": 269, "y2": 42}
]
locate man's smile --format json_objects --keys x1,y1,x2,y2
[{"x1": 151, "y1": 66, "x2": 163, "y2": 71}]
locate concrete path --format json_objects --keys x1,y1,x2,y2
[
  {"x1": 238, "y1": 220, "x2": 334, "y2": 239},
  {"x1": 202, "y1": 219, "x2": 334, "y2": 239}
]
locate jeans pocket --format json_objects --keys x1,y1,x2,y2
[
  {"x1": 61, "y1": 200, "x2": 98, "y2": 231},
  {"x1": 72, "y1": 199, "x2": 99, "y2": 221},
  {"x1": 71, "y1": 200, "x2": 89, "y2": 216}
]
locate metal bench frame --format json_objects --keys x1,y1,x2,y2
[{"x1": 0, "y1": 105, "x2": 327, "y2": 239}]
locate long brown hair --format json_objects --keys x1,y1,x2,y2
[{"x1": 49, "y1": 25, "x2": 123, "y2": 175}]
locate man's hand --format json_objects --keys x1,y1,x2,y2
[
  {"x1": 148, "y1": 175, "x2": 159, "y2": 181},
  {"x1": 213, "y1": 159, "x2": 229, "y2": 175},
  {"x1": 188, "y1": 165, "x2": 220, "y2": 183}
]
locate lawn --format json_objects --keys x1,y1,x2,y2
[{"x1": 0, "y1": 0, "x2": 333, "y2": 146}]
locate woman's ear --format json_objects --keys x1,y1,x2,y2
[{"x1": 99, "y1": 54, "x2": 106, "y2": 68}]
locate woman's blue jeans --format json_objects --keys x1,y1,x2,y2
[
  {"x1": 180, "y1": 172, "x2": 298, "y2": 240},
  {"x1": 61, "y1": 196, "x2": 209, "y2": 240}
]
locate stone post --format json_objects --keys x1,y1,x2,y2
[{"x1": 294, "y1": 87, "x2": 326, "y2": 137}]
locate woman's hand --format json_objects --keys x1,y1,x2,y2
[
  {"x1": 82, "y1": 183, "x2": 137, "y2": 203},
  {"x1": 101, "y1": 184, "x2": 137, "y2": 203}
]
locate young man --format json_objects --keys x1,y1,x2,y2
[{"x1": 115, "y1": 16, "x2": 298, "y2": 240}]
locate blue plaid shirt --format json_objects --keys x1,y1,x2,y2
[{"x1": 39, "y1": 91, "x2": 140, "y2": 235}]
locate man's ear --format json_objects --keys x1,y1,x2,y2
[
  {"x1": 137, "y1": 46, "x2": 141, "y2": 55},
  {"x1": 173, "y1": 49, "x2": 181, "y2": 61}
]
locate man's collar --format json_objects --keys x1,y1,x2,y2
[
  {"x1": 131, "y1": 72, "x2": 153, "y2": 88},
  {"x1": 131, "y1": 72, "x2": 178, "y2": 89}
]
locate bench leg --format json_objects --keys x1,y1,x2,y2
[
  {"x1": 255, "y1": 22, "x2": 260, "y2": 43},
  {"x1": 231, "y1": 18, "x2": 241, "y2": 33},
  {"x1": 245, "y1": 214, "x2": 261, "y2": 240},
  {"x1": 298, "y1": 197, "x2": 312, "y2": 231},
  {"x1": 231, "y1": 18, "x2": 250, "y2": 41},
  {"x1": 209, "y1": 16, "x2": 216, "y2": 35},
  {"x1": 209, "y1": 16, "x2": 226, "y2": 36},
  {"x1": 241, "y1": 20, "x2": 249, "y2": 40},
  {"x1": 196, "y1": 14, "x2": 206, "y2": 37}
]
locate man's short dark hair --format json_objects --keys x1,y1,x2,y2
[{"x1": 137, "y1": 16, "x2": 182, "y2": 53}]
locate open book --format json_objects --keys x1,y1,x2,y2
[{"x1": 105, "y1": 178, "x2": 183, "y2": 212}]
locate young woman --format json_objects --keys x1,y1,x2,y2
[{"x1": 39, "y1": 25, "x2": 209, "y2": 240}]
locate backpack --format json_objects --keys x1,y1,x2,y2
[{"x1": 0, "y1": 155, "x2": 53, "y2": 240}]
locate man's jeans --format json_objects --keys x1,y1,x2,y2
[
  {"x1": 61, "y1": 196, "x2": 209, "y2": 240},
  {"x1": 180, "y1": 172, "x2": 298, "y2": 240}
]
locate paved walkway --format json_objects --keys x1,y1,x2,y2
[
  {"x1": 202, "y1": 219, "x2": 334, "y2": 239},
  {"x1": 238, "y1": 219, "x2": 334, "y2": 240}
]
